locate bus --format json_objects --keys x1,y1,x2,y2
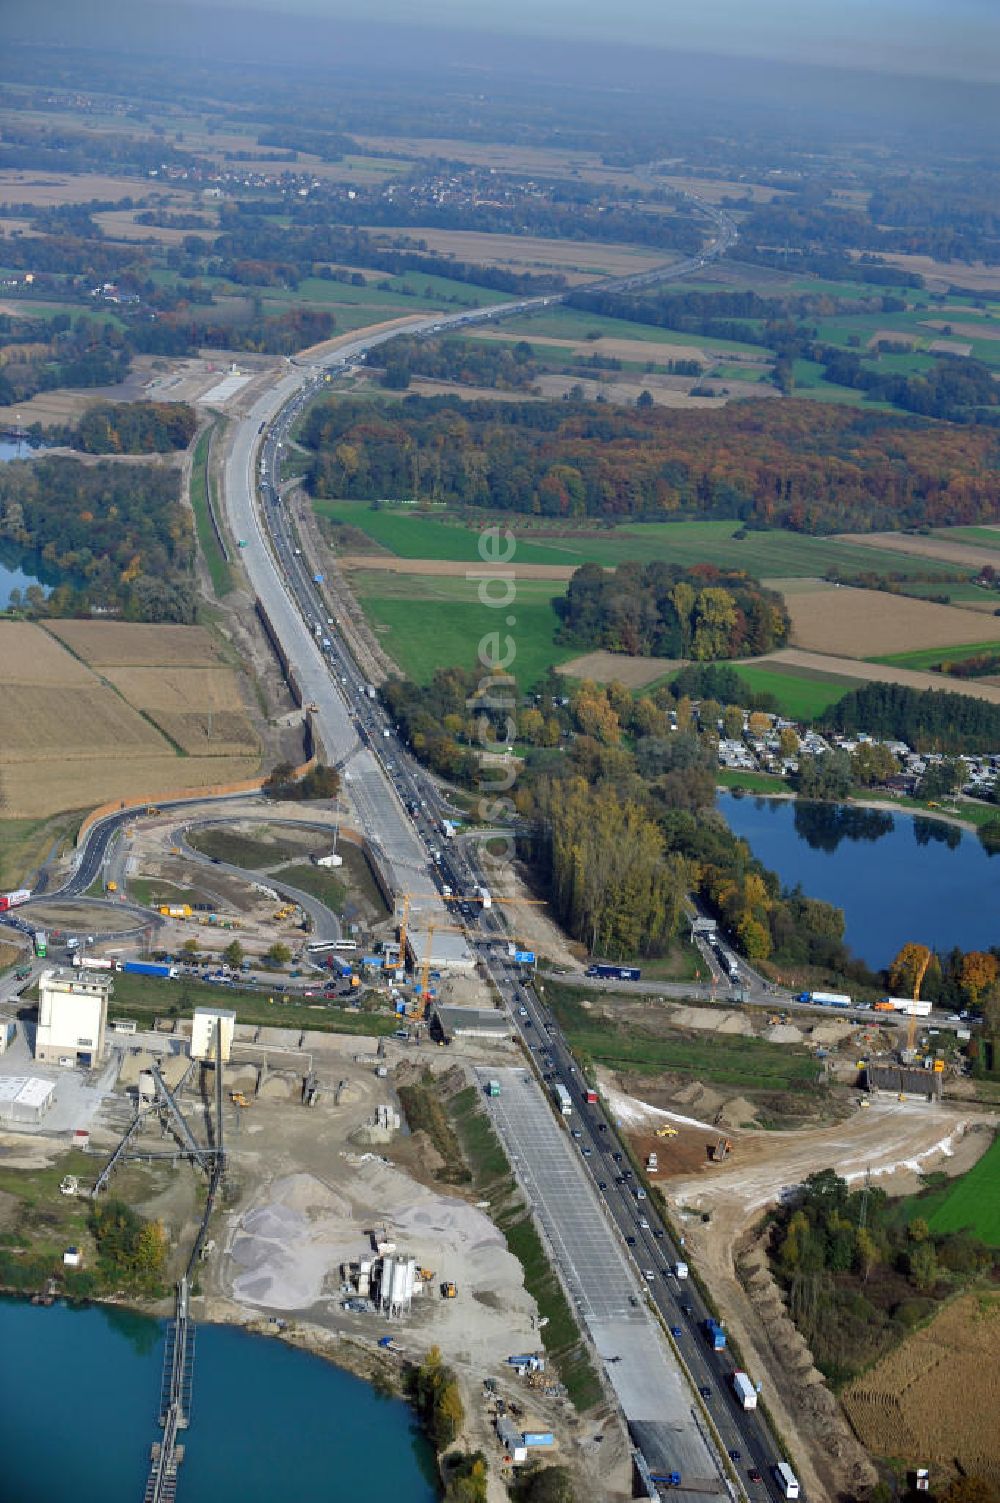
[
  {"x1": 34, "y1": 930, "x2": 47, "y2": 959},
  {"x1": 553, "y1": 1082, "x2": 572, "y2": 1117},
  {"x1": 306, "y1": 940, "x2": 357, "y2": 956},
  {"x1": 774, "y1": 1464, "x2": 800, "y2": 1500}
]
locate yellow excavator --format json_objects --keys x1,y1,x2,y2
[{"x1": 655, "y1": 1125, "x2": 678, "y2": 1139}]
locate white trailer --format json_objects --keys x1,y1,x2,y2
[
  {"x1": 732, "y1": 1371, "x2": 757, "y2": 1410},
  {"x1": 774, "y1": 1463, "x2": 800, "y2": 1499}
]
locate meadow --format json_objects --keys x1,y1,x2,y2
[
  {"x1": 925, "y1": 1135, "x2": 1000, "y2": 1245},
  {"x1": 320, "y1": 502, "x2": 965, "y2": 579}
]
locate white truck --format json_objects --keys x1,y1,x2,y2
[
  {"x1": 674, "y1": 1261, "x2": 688, "y2": 1280},
  {"x1": 475, "y1": 885, "x2": 492, "y2": 910},
  {"x1": 732, "y1": 1371, "x2": 757, "y2": 1410}
]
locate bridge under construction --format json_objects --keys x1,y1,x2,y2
[{"x1": 95, "y1": 1022, "x2": 227, "y2": 1502}]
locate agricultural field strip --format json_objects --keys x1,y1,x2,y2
[
  {"x1": 785, "y1": 586, "x2": 1000, "y2": 658},
  {"x1": 44, "y1": 620, "x2": 225, "y2": 667},
  {"x1": 758, "y1": 649, "x2": 1000, "y2": 705}
]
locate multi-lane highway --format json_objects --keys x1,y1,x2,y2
[{"x1": 206, "y1": 224, "x2": 818, "y2": 1499}]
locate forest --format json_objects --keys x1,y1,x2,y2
[
  {"x1": 302, "y1": 394, "x2": 1000, "y2": 531},
  {"x1": 373, "y1": 333, "x2": 538, "y2": 392},
  {"x1": 555, "y1": 561, "x2": 789, "y2": 659},
  {"x1": 831, "y1": 683, "x2": 1000, "y2": 756},
  {"x1": 769, "y1": 1169, "x2": 996, "y2": 1386},
  {"x1": 0, "y1": 456, "x2": 196, "y2": 621},
  {"x1": 41, "y1": 401, "x2": 198, "y2": 454},
  {"x1": 0, "y1": 312, "x2": 130, "y2": 405}
]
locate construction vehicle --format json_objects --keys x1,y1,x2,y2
[
  {"x1": 419, "y1": 1267, "x2": 435, "y2": 1283},
  {"x1": 59, "y1": 1175, "x2": 80, "y2": 1197},
  {"x1": 440, "y1": 1281, "x2": 457, "y2": 1299},
  {"x1": 145, "y1": 806, "x2": 160, "y2": 817},
  {"x1": 230, "y1": 1092, "x2": 251, "y2": 1108},
  {"x1": 655, "y1": 1125, "x2": 678, "y2": 1138},
  {"x1": 711, "y1": 1137, "x2": 732, "y2": 1163},
  {"x1": 105, "y1": 880, "x2": 118, "y2": 894}
]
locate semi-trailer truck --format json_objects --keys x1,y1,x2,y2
[
  {"x1": 702, "y1": 1318, "x2": 727, "y2": 1350},
  {"x1": 119, "y1": 960, "x2": 176, "y2": 979},
  {"x1": 797, "y1": 990, "x2": 851, "y2": 1009},
  {"x1": 553, "y1": 1083, "x2": 572, "y2": 1117},
  {"x1": 774, "y1": 1463, "x2": 800, "y2": 1499},
  {"x1": 0, "y1": 888, "x2": 31, "y2": 912},
  {"x1": 585, "y1": 964, "x2": 642, "y2": 981},
  {"x1": 732, "y1": 1371, "x2": 758, "y2": 1410}
]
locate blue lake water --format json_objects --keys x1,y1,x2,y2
[
  {"x1": 718, "y1": 791, "x2": 1000, "y2": 968},
  {"x1": 0, "y1": 435, "x2": 56, "y2": 606},
  {"x1": 0, "y1": 1298, "x2": 439, "y2": 1503}
]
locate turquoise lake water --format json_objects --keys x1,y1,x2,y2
[{"x1": 0, "y1": 1298, "x2": 439, "y2": 1503}]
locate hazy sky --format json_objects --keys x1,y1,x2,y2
[
  {"x1": 176, "y1": 0, "x2": 999, "y2": 82},
  {"x1": 13, "y1": 0, "x2": 1000, "y2": 84}
]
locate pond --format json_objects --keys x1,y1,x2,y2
[
  {"x1": 0, "y1": 435, "x2": 57, "y2": 607},
  {"x1": 718, "y1": 790, "x2": 1000, "y2": 968},
  {"x1": 0, "y1": 1298, "x2": 439, "y2": 1503}
]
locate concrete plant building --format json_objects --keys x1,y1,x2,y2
[
  {"x1": 35, "y1": 968, "x2": 111, "y2": 1067},
  {"x1": 0, "y1": 1074, "x2": 57, "y2": 1126},
  {"x1": 191, "y1": 1008, "x2": 236, "y2": 1063}
]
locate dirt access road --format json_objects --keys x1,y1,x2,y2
[{"x1": 604, "y1": 1081, "x2": 994, "y2": 1502}]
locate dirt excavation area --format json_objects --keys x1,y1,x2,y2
[{"x1": 605, "y1": 1076, "x2": 996, "y2": 1503}]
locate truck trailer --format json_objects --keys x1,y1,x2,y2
[
  {"x1": 702, "y1": 1318, "x2": 727, "y2": 1351},
  {"x1": 0, "y1": 888, "x2": 31, "y2": 912},
  {"x1": 585, "y1": 963, "x2": 642, "y2": 981},
  {"x1": 119, "y1": 960, "x2": 176, "y2": 979},
  {"x1": 798, "y1": 990, "x2": 851, "y2": 1009},
  {"x1": 731, "y1": 1371, "x2": 758, "y2": 1410}
]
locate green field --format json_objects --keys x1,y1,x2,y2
[
  {"x1": 354, "y1": 572, "x2": 568, "y2": 688},
  {"x1": 545, "y1": 980, "x2": 819, "y2": 1092},
  {"x1": 189, "y1": 423, "x2": 232, "y2": 597},
  {"x1": 939, "y1": 526, "x2": 1000, "y2": 553},
  {"x1": 321, "y1": 502, "x2": 965, "y2": 579},
  {"x1": 725, "y1": 663, "x2": 854, "y2": 719},
  {"x1": 500, "y1": 304, "x2": 770, "y2": 355},
  {"x1": 872, "y1": 639, "x2": 1000, "y2": 670},
  {"x1": 926, "y1": 1134, "x2": 1000, "y2": 1245}
]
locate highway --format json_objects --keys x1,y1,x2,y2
[{"x1": 204, "y1": 218, "x2": 816, "y2": 1499}]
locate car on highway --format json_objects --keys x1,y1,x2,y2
[
  {"x1": 748, "y1": 1470, "x2": 762, "y2": 1484},
  {"x1": 625, "y1": 1235, "x2": 636, "y2": 1246},
  {"x1": 728, "y1": 1450, "x2": 742, "y2": 1463},
  {"x1": 670, "y1": 1325, "x2": 682, "y2": 1338},
  {"x1": 698, "y1": 1385, "x2": 712, "y2": 1399},
  {"x1": 598, "y1": 1180, "x2": 607, "y2": 1190}
]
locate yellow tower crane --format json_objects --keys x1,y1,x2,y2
[{"x1": 907, "y1": 947, "x2": 933, "y2": 1055}]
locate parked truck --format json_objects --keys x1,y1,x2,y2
[
  {"x1": 585, "y1": 963, "x2": 642, "y2": 981},
  {"x1": 702, "y1": 1318, "x2": 727, "y2": 1351},
  {"x1": 732, "y1": 1371, "x2": 757, "y2": 1410},
  {"x1": 73, "y1": 955, "x2": 113, "y2": 970},
  {"x1": 888, "y1": 997, "x2": 933, "y2": 1017},
  {"x1": 119, "y1": 961, "x2": 176, "y2": 980},
  {"x1": 797, "y1": 990, "x2": 851, "y2": 1009},
  {"x1": 0, "y1": 888, "x2": 30, "y2": 912}
]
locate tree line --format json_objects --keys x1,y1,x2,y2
[
  {"x1": 40, "y1": 401, "x2": 198, "y2": 454},
  {"x1": 301, "y1": 394, "x2": 1000, "y2": 530},
  {"x1": 374, "y1": 333, "x2": 538, "y2": 392},
  {"x1": 555, "y1": 560, "x2": 789, "y2": 659},
  {"x1": 831, "y1": 682, "x2": 1000, "y2": 755}
]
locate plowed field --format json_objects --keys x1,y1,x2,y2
[
  {"x1": 786, "y1": 586, "x2": 1000, "y2": 657},
  {"x1": 45, "y1": 620, "x2": 223, "y2": 667}
]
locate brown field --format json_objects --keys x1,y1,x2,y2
[
  {"x1": 0, "y1": 623, "x2": 94, "y2": 685},
  {"x1": 93, "y1": 210, "x2": 210, "y2": 246},
  {"x1": 145, "y1": 710, "x2": 259, "y2": 756},
  {"x1": 362, "y1": 225, "x2": 670, "y2": 280},
  {"x1": 0, "y1": 685, "x2": 165, "y2": 762},
  {"x1": 785, "y1": 585, "x2": 1000, "y2": 657},
  {"x1": 534, "y1": 372, "x2": 730, "y2": 409},
  {"x1": 0, "y1": 755, "x2": 260, "y2": 821},
  {"x1": 556, "y1": 650, "x2": 680, "y2": 687},
  {"x1": 0, "y1": 171, "x2": 173, "y2": 207},
  {"x1": 853, "y1": 250, "x2": 1000, "y2": 293},
  {"x1": 657, "y1": 174, "x2": 789, "y2": 204},
  {"x1": 921, "y1": 318, "x2": 1000, "y2": 342},
  {"x1": 865, "y1": 328, "x2": 919, "y2": 350},
  {"x1": 758, "y1": 648, "x2": 1000, "y2": 705},
  {"x1": 0, "y1": 623, "x2": 258, "y2": 817},
  {"x1": 834, "y1": 531, "x2": 1000, "y2": 570},
  {"x1": 103, "y1": 666, "x2": 243, "y2": 712},
  {"x1": 46, "y1": 621, "x2": 224, "y2": 667},
  {"x1": 474, "y1": 329, "x2": 738, "y2": 366},
  {"x1": 841, "y1": 1292, "x2": 1000, "y2": 1483},
  {"x1": 353, "y1": 134, "x2": 651, "y2": 187}
]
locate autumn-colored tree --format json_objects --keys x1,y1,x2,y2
[
  {"x1": 737, "y1": 914, "x2": 771, "y2": 960},
  {"x1": 958, "y1": 950, "x2": 999, "y2": 1005},
  {"x1": 889, "y1": 942, "x2": 933, "y2": 1000},
  {"x1": 518, "y1": 707, "x2": 545, "y2": 745},
  {"x1": 851, "y1": 740, "x2": 898, "y2": 787},
  {"x1": 675, "y1": 695, "x2": 693, "y2": 732},
  {"x1": 747, "y1": 710, "x2": 771, "y2": 739},
  {"x1": 573, "y1": 692, "x2": 620, "y2": 745},
  {"x1": 778, "y1": 726, "x2": 799, "y2": 759}
]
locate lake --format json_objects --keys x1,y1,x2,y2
[
  {"x1": 718, "y1": 791, "x2": 1000, "y2": 968},
  {"x1": 0, "y1": 1298, "x2": 439, "y2": 1503},
  {"x1": 0, "y1": 435, "x2": 56, "y2": 606}
]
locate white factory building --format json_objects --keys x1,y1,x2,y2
[
  {"x1": 191, "y1": 1007, "x2": 235, "y2": 1063},
  {"x1": 35, "y1": 968, "x2": 111, "y2": 1067}
]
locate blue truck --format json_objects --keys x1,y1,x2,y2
[
  {"x1": 585, "y1": 964, "x2": 642, "y2": 981},
  {"x1": 120, "y1": 960, "x2": 176, "y2": 980},
  {"x1": 703, "y1": 1319, "x2": 727, "y2": 1351}
]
